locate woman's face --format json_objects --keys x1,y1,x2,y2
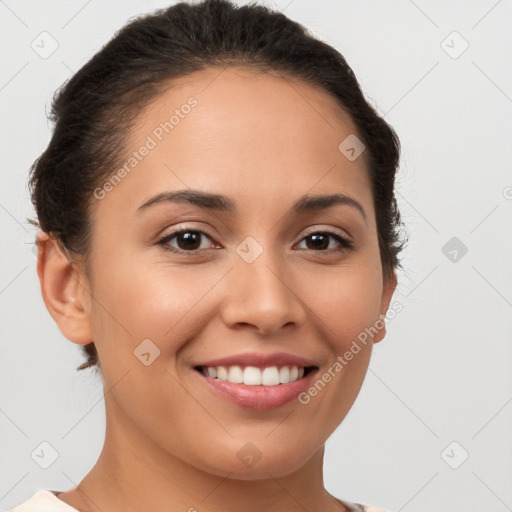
[{"x1": 65, "y1": 66, "x2": 396, "y2": 479}]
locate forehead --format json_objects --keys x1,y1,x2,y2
[{"x1": 93, "y1": 66, "x2": 374, "y2": 222}]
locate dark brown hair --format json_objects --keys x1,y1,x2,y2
[{"x1": 27, "y1": 0, "x2": 406, "y2": 372}]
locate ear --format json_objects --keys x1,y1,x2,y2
[
  {"x1": 373, "y1": 270, "x2": 397, "y2": 344},
  {"x1": 35, "y1": 231, "x2": 93, "y2": 346}
]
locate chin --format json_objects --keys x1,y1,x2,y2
[{"x1": 194, "y1": 440, "x2": 317, "y2": 481}]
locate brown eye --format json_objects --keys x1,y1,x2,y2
[
  {"x1": 297, "y1": 231, "x2": 354, "y2": 252},
  {"x1": 157, "y1": 228, "x2": 354, "y2": 256},
  {"x1": 158, "y1": 229, "x2": 215, "y2": 253}
]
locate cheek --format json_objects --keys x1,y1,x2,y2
[
  {"x1": 89, "y1": 246, "x2": 221, "y2": 359},
  {"x1": 295, "y1": 279, "x2": 380, "y2": 442},
  {"x1": 303, "y1": 261, "x2": 384, "y2": 346},
  {"x1": 83, "y1": 235, "x2": 385, "y2": 477},
  {"x1": 90, "y1": 239, "x2": 383, "y2": 358}
]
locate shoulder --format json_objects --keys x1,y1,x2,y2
[
  {"x1": 339, "y1": 499, "x2": 394, "y2": 512},
  {"x1": 8, "y1": 490, "x2": 78, "y2": 512}
]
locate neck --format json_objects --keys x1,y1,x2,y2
[{"x1": 71, "y1": 398, "x2": 347, "y2": 512}]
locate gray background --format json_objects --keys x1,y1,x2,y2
[{"x1": 1, "y1": 1, "x2": 511, "y2": 511}]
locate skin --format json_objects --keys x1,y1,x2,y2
[{"x1": 36, "y1": 66, "x2": 396, "y2": 512}]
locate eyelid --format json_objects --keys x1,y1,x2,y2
[
  {"x1": 300, "y1": 224, "x2": 352, "y2": 242},
  {"x1": 157, "y1": 224, "x2": 217, "y2": 251},
  {"x1": 157, "y1": 223, "x2": 354, "y2": 254},
  {"x1": 159, "y1": 223, "x2": 352, "y2": 243}
]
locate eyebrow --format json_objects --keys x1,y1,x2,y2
[{"x1": 137, "y1": 189, "x2": 367, "y2": 222}]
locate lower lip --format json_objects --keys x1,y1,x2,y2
[{"x1": 194, "y1": 369, "x2": 317, "y2": 410}]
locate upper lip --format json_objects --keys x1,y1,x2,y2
[{"x1": 194, "y1": 352, "x2": 318, "y2": 369}]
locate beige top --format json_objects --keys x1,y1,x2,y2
[{"x1": 8, "y1": 490, "x2": 393, "y2": 512}]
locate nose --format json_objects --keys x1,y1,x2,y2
[{"x1": 219, "y1": 250, "x2": 306, "y2": 336}]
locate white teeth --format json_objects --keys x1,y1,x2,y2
[
  {"x1": 201, "y1": 365, "x2": 307, "y2": 385},
  {"x1": 227, "y1": 365, "x2": 243, "y2": 384},
  {"x1": 217, "y1": 366, "x2": 228, "y2": 381},
  {"x1": 261, "y1": 367, "x2": 280, "y2": 386},
  {"x1": 279, "y1": 366, "x2": 290, "y2": 384},
  {"x1": 243, "y1": 366, "x2": 261, "y2": 385}
]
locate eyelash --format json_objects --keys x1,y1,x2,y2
[{"x1": 156, "y1": 226, "x2": 354, "y2": 255}]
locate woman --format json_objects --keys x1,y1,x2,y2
[{"x1": 13, "y1": 0, "x2": 405, "y2": 510}]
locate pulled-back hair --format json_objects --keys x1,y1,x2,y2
[{"x1": 27, "y1": 0, "x2": 405, "y2": 372}]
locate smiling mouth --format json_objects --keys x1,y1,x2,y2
[{"x1": 194, "y1": 365, "x2": 317, "y2": 386}]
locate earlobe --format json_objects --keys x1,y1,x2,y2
[
  {"x1": 36, "y1": 232, "x2": 93, "y2": 346},
  {"x1": 373, "y1": 270, "x2": 398, "y2": 344},
  {"x1": 372, "y1": 315, "x2": 387, "y2": 344}
]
